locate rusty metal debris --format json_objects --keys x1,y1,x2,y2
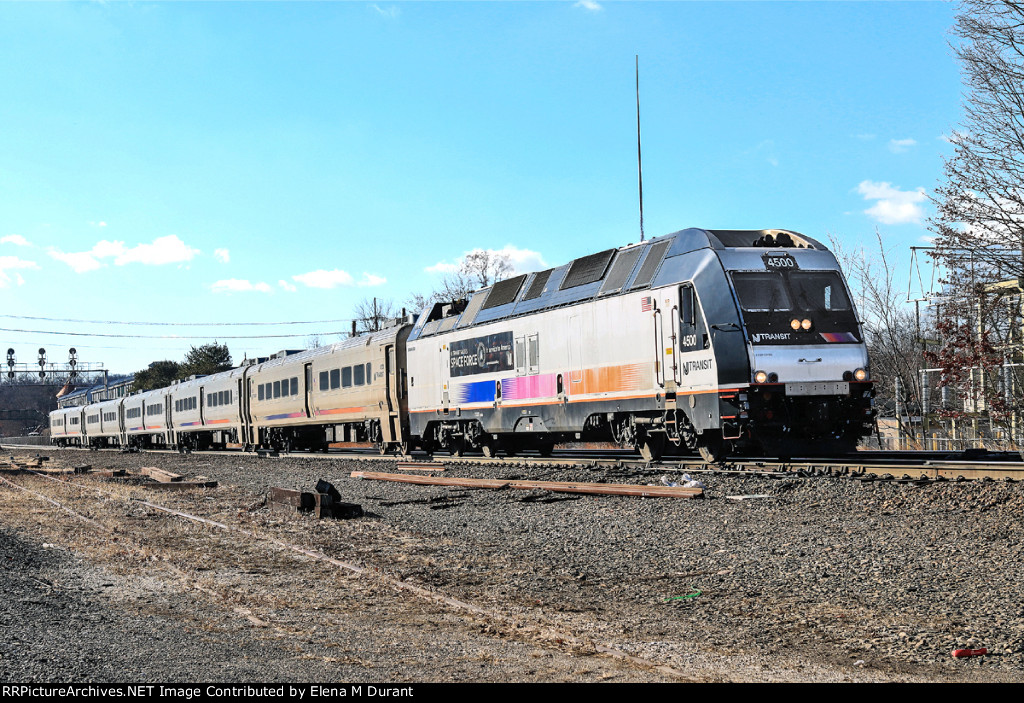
[{"x1": 268, "y1": 482, "x2": 363, "y2": 519}]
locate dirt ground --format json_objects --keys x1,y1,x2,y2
[{"x1": 1, "y1": 448, "x2": 1020, "y2": 683}]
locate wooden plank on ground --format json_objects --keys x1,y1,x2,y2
[
  {"x1": 140, "y1": 466, "x2": 183, "y2": 483},
  {"x1": 328, "y1": 441, "x2": 374, "y2": 449},
  {"x1": 350, "y1": 471, "x2": 703, "y2": 498}
]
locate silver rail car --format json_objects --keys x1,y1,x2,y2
[{"x1": 406, "y1": 228, "x2": 874, "y2": 461}]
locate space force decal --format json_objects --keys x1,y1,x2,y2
[{"x1": 449, "y1": 332, "x2": 515, "y2": 377}]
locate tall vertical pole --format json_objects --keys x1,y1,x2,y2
[{"x1": 636, "y1": 55, "x2": 645, "y2": 243}]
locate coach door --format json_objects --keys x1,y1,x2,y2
[
  {"x1": 303, "y1": 363, "x2": 313, "y2": 418},
  {"x1": 384, "y1": 344, "x2": 399, "y2": 443}
]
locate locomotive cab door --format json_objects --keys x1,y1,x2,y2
[{"x1": 676, "y1": 283, "x2": 713, "y2": 390}]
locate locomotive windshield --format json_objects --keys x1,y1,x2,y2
[{"x1": 732, "y1": 271, "x2": 851, "y2": 314}]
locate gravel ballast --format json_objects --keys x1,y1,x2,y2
[{"x1": 1, "y1": 447, "x2": 1021, "y2": 682}]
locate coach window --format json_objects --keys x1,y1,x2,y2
[
  {"x1": 319, "y1": 371, "x2": 329, "y2": 390},
  {"x1": 354, "y1": 363, "x2": 365, "y2": 386},
  {"x1": 342, "y1": 366, "x2": 352, "y2": 388},
  {"x1": 258, "y1": 385, "x2": 265, "y2": 401},
  {"x1": 273, "y1": 380, "x2": 281, "y2": 398},
  {"x1": 282, "y1": 380, "x2": 289, "y2": 397},
  {"x1": 290, "y1": 377, "x2": 298, "y2": 396},
  {"x1": 330, "y1": 369, "x2": 340, "y2": 390}
]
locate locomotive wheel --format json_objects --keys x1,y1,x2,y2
[
  {"x1": 377, "y1": 440, "x2": 389, "y2": 455},
  {"x1": 697, "y1": 432, "x2": 725, "y2": 463},
  {"x1": 502, "y1": 438, "x2": 521, "y2": 457},
  {"x1": 448, "y1": 437, "x2": 465, "y2": 458},
  {"x1": 481, "y1": 441, "x2": 496, "y2": 459},
  {"x1": 536, "y1": 440, "x2": 555, "y2": 458},
  {"x1": 639, "y1": 433, "x2": 666, "y2": 462}
]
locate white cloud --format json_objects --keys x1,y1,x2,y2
[
  {"x1": 292, "y1": 269, "x2": 355, "y2": 289},
  {"x1": 0, "y1": 255, "x2": 40, "y2": 288},
  {"x1": 425, "y1": 260, "x2": 460, "y2": 275},
  {"x1": 888, "y1": 138, "x2": 917, "y2": 154},
  {"x1": 214, "y1": 248, "x2": 230, "y2": 263},
  {"x1": 857, "y1": 180, "x2": 928, "y2": 225},
  {"x1": 48, "y1": 234, "x2": 200, "y2": 273},
  {"x1": 47, "y1": 248, "x2": 104, "y2": 273},
  {"x1": 358, "y1": 272, "x2": 387, "y2": 287},
  {"x1": 427, "y1": 245, "x2": 548, "y2": 278},
  {"x1": 574, "y1": 0, "x2": 602, "y2": 11},
  {"x1": 371, "y1": 4, "x2": 400, "y2": 18},
  {"x1": 89, "y1": 221, "x2": 107, "y2": 227},
  {"x1": 854, "y1": 133, "x2": 876, "y2": 141},
  {"x1": 1, "y1": 234, "x2": 31, "y2": 247},
  {"x1": 210, "y1": 279, "x2": 272, "y2": 294},
  {"x1": 278, "y1": 279, "x2": 297, "y2": 292}
]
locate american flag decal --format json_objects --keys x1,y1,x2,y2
[{"x1": 640, "y1": 296, "x2": 653, "y2": 312}]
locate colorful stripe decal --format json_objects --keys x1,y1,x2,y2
[
  {"x1": 316, "y1": 406, "x2": 368, "y2": 416},
  {"x1": 179, "y1": 421, "x2": 201, "y2": 427},
  {"x1": 455, "y1": 379, "x2": 499, "y2": 404},
  {"x1": 820, "y1": 332, "x2": 859, "y2": 343},
  {"x1": 205, "y1": 418, "x2": 232, "y2": 425},
  {"x1": 502, "y1": 374, "x2": 557, "y2": 400},
  {"x1": 575, "y1": 362, "x2": 646, "y2": 394},
  {"x1": 265, "y1": 411, "x2": 307, "y2": 421}
]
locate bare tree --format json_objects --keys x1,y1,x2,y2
[
  {"x1": 927, "y1": 0, "x2": 1024, "y2": 442},
  {"x1": 352, "y1": 297, "x2": 396, "y2": 334},
  {"x1": 415, "y1": 249, "x2": 515, "y2": 310},
  {"x1": 831, "y1": 231, "x2": 927, "y2": 429}
]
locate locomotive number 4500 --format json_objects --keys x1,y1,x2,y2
[{"x1": 764, "y1": 255, "x2": 798, "y2": 269}]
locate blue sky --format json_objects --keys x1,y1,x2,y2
[{"x1": 0, "y1": 1, "x2": 961, "y2": 374}]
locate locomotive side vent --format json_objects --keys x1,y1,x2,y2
[
  {"x1": 456, "y1": 289, "x2": 489, "y2": 328},
  {"x1": 482, "y1": 274, "x2": 528, "y2": 310},
  {"x1": 560, "y1": 249, "x2": 616, "y2": 290},
  {"x1": 629, "y1": 239, "x2": 671, "y2": 290},
  {"x1": 598, "y1": 247, "x2": 644, "y2": 296},
  {"x1": 523, "y1": 269, "x2": 553, "y2": 301}
]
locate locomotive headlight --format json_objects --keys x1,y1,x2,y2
[
  {"x1": 790, "y1": 318, "x2": 801, "y2": 330},
  {"x1": 754, "y1": 370, "x2": 768, "y2": 384},
  {"x1": 854, "y1": 367, "x2": 868, "y2": 382},
  {"x1": 801, "y1": 318, "x2": 812, "y2": 330}
]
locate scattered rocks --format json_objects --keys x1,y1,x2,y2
[{"x1": 4, "y1": 447, "x2": 1024, "y2": 682}]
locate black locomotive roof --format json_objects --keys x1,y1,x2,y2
[{"x1": 409, "y1": 227, "x2": 828, "y2": 341}]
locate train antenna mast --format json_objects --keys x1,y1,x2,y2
[{"x1": 636, "y1": 55, "x2": 645, "y2": 243}]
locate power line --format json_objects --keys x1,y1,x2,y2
[
  {"x1": 0, "y1": 327, "x2": 350, "y2": 341},
  {"x1": 0, "y1": 314, "x2": 355, "y2": 327}
]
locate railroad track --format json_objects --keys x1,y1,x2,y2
[{"x1": 6, "y1": 443, "x2": 1024, "y2": 482}]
